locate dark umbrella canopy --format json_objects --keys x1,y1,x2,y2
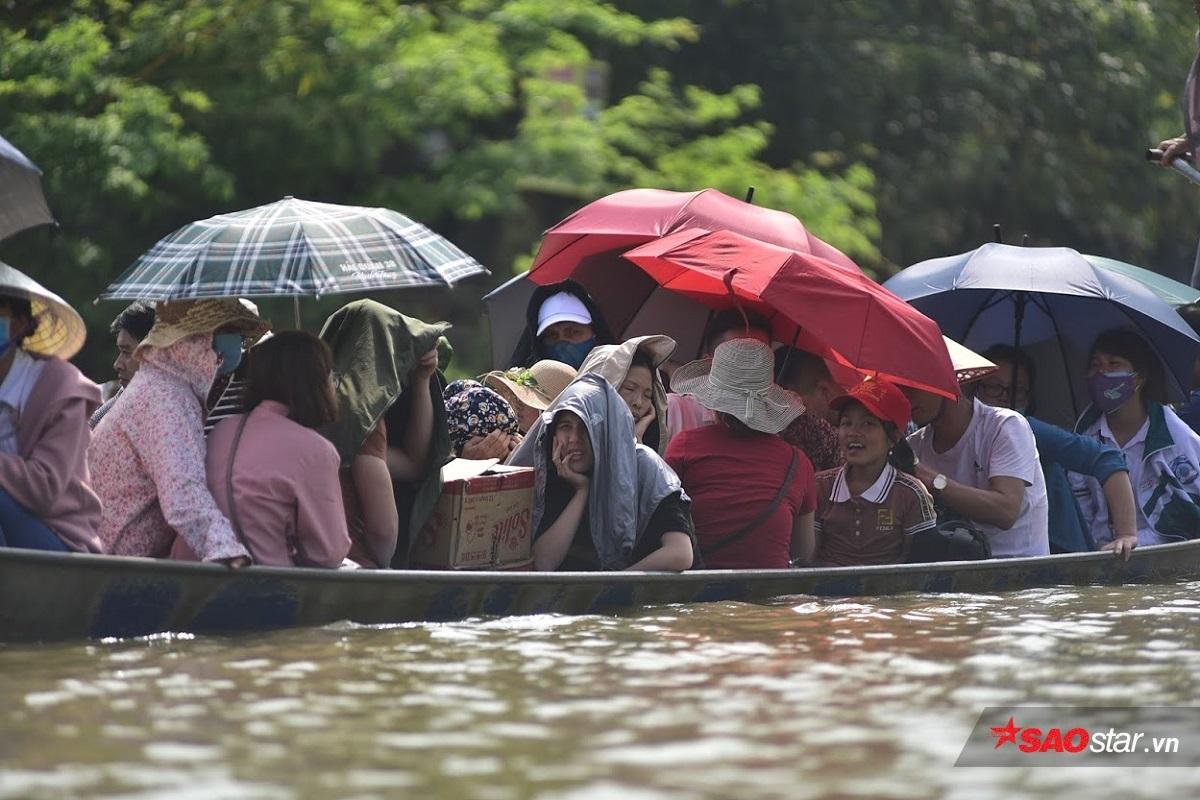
[
  {"x1": 884, "y1": 243, "x2": 1200, "y2": 420},
  {"x1": 99, "y1": 196, "x2": 488, "y2": 301},
  {"x1": 0, "y1": 134, "x2": 54, "y2": 241}
]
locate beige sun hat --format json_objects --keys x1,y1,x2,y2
[
  {"x1": 944, "y1": 336, "x2": 998, "y2": 384},
  {"x1": 482, "y1": 359, "x2": 576, "y2": 412},
  {"x1": 136, "y1": 297, "x2": 270, "y2": 355},
  {"x1": 0, "y1": 261, "x2": 88, "y2": 359},
  {"x1": 671, "y1": 338, "x2": 805, "y2": 434}
]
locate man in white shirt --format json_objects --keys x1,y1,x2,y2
[{"x1": 903, "y1": 387, "x2": 1050, "y2": 558}]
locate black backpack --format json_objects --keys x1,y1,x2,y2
[{"x1": 907, "y1": 516, "x2": 992, "y2": 563}]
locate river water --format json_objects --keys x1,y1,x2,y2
[{"x1": 2, "y1": 582, "x2": 1199, "y2": 799}]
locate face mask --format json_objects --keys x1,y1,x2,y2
[
  {"x1": 212, "y1": 332, "x2": 244, "y2": 376},
  {"x1": 0, "y1": 318, "x2": 15, "y2": 359},
  {"x1": 545, "y1": 338, "x2": 595, "y2": 369},
  {"x1": 1087, "y1": 371, "x2": 1138, "y2": 412}
]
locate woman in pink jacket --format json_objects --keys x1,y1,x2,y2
[
  {"x1": 90, "y1": 298, "x2": 269, "y2": 564},
  {"x1": 178, "y1": 331, "x2": 351, "y2": 567},
  {"x1": 0, "y1": 264, "x2": 102, "y2": 553}
]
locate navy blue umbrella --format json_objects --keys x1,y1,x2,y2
[{"x1": 884, "y1": 243, "x2": 1200, "y2": 421}]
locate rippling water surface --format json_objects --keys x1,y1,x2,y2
[{"x1": 3, "y1": 582, "x2": 1200, "y2": 799}]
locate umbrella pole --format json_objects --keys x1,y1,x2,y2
[
  {"x1": 294, "y1": 296, "x2": 302, "y2": 329},
  {"x1": 1011, "y1": 293, "x2": 1026, "y2": 409}
]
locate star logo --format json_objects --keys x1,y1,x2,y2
[{"x1": 990, "y1": 717, "x2": 1020, "y2": 749}]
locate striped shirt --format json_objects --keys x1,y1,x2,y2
[
  {"x1": 204, "y1": 375, "x2": 246, "y2": 435},
  {"x1": 814, "y1": 463, "x2": 937, "y2": 566}
]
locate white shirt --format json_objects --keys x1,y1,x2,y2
[
  {"x1": 0, "y1": 349, "x2": 47, "y2": 454},
  {"x1": 908, "y1": 398, "x2": 1050, "y2": 558}
]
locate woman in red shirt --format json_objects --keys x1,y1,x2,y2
[{"x1": 666, "y1": 338, "x2": 815, "y2": 569}]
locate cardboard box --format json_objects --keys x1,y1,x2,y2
[{"x1": 410, "y1": 459, "x2": 535, "y2": 570}]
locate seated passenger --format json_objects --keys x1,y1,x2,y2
[
  {"x1": 444, "y1": 382, "x2": 522, "y2": 460},
  {"x1": 90, "y1": 301, "x2": 155, "y2": 429},
  {"x1": 666, "y1": 310, "x2": 772, "y2": 442},
  {"x1": 1071, "y1": 329, "x2": 1200, "y2": 546},
  {"x1": 174, "y1": 332, "x2": 350, "y2": 567},
  {"x1": 0, "y1": 272, "x2": 103, "y2": 554},
  {"x1": 978, "y1": 345, "x2": 1137, "y2": 558},
  {"x1": 579, "y1": 334, "x2": 675, "y2": 453},
  {"x1": 90, "y1": 299, "x2": 269, "y2": 563},
  {"x1": 904, "y1": 382, "x2": 1050, "y2": 558},
  {"x1": 666, "y1": 339, "x2": 816, "y2": 569},
  {"x1": 509, "y1": 280, "x2": 615, "y2": 369},
  {"x1": 482, "y1": 359, "x2": 575, "y2": 434},
  {"x1": 775, "y1": 347, "x2": 844, "y2": 471},
  {"x1": 319, "y1": 299, "x2": 451, "y2": 568},
  {"x1": 512, "y1": 373, "x2": 694, "y2": 571},
  {"x1": 813, "y1": 378, "x2": 936, "y2": 566}
]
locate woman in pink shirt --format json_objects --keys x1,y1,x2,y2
[{"x1": 188, "y1": 331, "x2": 351, "y2": 568}]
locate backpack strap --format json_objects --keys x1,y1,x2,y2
[{"x1": 705, "y1": 448, "x2": 799, "y2": 556}]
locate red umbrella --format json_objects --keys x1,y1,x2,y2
[
  {"x1": 530, "y1": 187, "x2": 860, "y2": 284},
  {"x1": 622, "y1": 228, "x2": 959, "y2": 399}
]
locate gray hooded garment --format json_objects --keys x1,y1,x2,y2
[{"x1": 508, "y1": 373, "x2": 686, "y2": 569}]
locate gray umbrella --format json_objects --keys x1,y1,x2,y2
[{"x1": 0, "y1": 134, "x2": 54, "y2": 241}]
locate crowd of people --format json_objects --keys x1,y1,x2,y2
[{"x1": 3, "y1": 267, "x2": 1200, "y2": 572}]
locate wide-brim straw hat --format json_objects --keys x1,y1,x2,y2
[
  {"x1": 136, "y1": 297, "x2": 270, "y2": 355},
  {"x1": 0, "y1": 261, "x2": 88, "y2": 359},
  {"x1": 944, "y1": 336, "x2": 997, "y2": 384},
  {"x1": 482, "y1": 359, "x2": 576, "y2": 412},
  {"x1": 671, "y1": 338, "x2": 805, "y2": 434}
]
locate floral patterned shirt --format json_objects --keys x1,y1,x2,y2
[
  {"x1": 780, "y1": 412, "x2": 843, "y2": 473},
  {"x1": 89, "y1": 334, "x2": 248, "y2": 562}
]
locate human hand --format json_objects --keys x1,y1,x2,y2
[
  {"x1": 219, "y1": 555, "x2": 251, "y2": 570},
  {"x1": 412, "y1": 347, "x2": 439, "y2": 381},
  {"x1": 462, "y1": 429, "x2": 513, "y2": 461},
  {"x1": 1157, "y1": 136, "x2": 1189, "y2": 167},
  {"x1": 913, "y1": 461, "x2": 938, "y2": 492},
  {"x1": 633, "y1": 405, "x2": 655, "y2": 441},
  {"x1": 552, "y1": 440, "x2": 589, "y2": 492},
  {"x1": 1101, "y1": 534, "x2": 1137, "y2": 562}
]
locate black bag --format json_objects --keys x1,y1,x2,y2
[{"x1": 907, "y1": 517, "x2": 992, "y2": 563}]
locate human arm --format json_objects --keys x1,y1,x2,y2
[
  {"x1": 916, "y1": 461, "x2": 1026, "y2": 530},
  {"x1": 138, "y1": 407, "x2": 249, "y2": 564},
  {"x1": 626, "y1": 530, "x2": 693, "y2": 571},
  {"x1": 0, "y1": 396, "x2": 89, "y2": 516},
  {"x1": 292, "y1": 445, "x2": 352, "y2": 568},
  {"x1": 790, "y1": 511, "x2": 816, "y2": 566},
  {"x1": 1098, "y1": 470, "x2": 1138, "y2": 560},
  {"x1": 351, "y1": 454, "x2": 400, "y2": 567},
  {"x1": 1157, "y1": 135, "x2": 1189, "y2": 166},
  {"x1": 532, "y1": 442, "x2": 590, "y2": 571},
  {"x1": 1029, "y1": 419, "x2": 1136, "y2": 556},
  {"x1": 633, "y1": 405, "x2": 655, "y2": 443},
  {"x1": 386, "y1": 347, "x2": 438, "y2": 481},
  {"x1": 461, "y1": 429, "x2": 521, "y2": 460}
]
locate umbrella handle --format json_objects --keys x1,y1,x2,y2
[
  {"x1": 1146, "y1": 148, "x2": 1200, "y2": 186},
  {"x1": 722, "y1": 270, "x2": 752, "y2": 336}
]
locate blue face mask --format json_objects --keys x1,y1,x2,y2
[
  {"x1": 545, "y1": 338, "x2": 595, "y2": 369},
  {"x1": 212, "y1": 332, "x2": 244, "y2": 376},
  {"x1": 0, "y1": 318, "x2": 15, "y2": 359}
]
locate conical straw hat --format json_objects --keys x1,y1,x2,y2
[{"x1": 0, "y1": 261, "x2": 87, "y2": 359}]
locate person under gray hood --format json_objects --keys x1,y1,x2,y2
[{"x1": 508, "y1": 373, "x2": 696, "y2": 571}]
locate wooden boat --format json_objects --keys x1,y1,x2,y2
[{"x1": 2, "y1": 540, "x2": 1198, "y2": 643}]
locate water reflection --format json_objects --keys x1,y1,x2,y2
[{"x1": 3, "y1": 583, "x2": 1200, "y2": 799}]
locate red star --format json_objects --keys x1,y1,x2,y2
[{"x1": 990, "y1": 717, "x2": 1020, "y2": 749}]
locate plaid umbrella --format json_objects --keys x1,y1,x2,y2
[
  {"x1": 98, "y1": 196, "x2": 488, "y2": 301},
  {"x1": 0, "y1": 134, "x2": 54, "y2": 241}
]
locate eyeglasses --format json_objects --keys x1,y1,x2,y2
[{"x1": 977, "y1": 381, "x2": 1030, "y2": 404}]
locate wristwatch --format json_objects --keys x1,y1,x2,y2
[{"x1": 932, "y1": 473, "x2": 948, "y2": 492}]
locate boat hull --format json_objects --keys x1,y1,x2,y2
[{"x1": 2, "y1": 541, "x2": 1197, "y2": 643}]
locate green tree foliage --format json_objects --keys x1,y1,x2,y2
[
  {"x1": 618, "y1": 0, "x2": 1200, "y2": 275},
  {"x1": 0, "y1": 0, "x2": 878, "y2": 379}
]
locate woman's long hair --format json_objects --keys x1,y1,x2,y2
[
  {"x1": 245, "y1": 331, "x2": 339, "y2": 429},
  {"x1": 883, "y1": 421, "x2": 918, "y2": 476}
]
